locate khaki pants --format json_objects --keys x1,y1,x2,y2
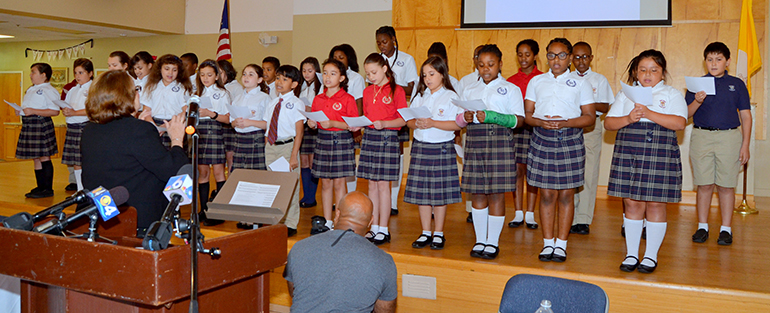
[
  {"x1": 573, "y1": 116, "x2": 602, "y2": 225},
  {"x1": 690, "y1": 128, "x2": 742, "y2": 188},
  {"x1": 265, "y1": 141, "x2": 300, "y2": 229}
]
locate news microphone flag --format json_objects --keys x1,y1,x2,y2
[
  {"x1": 216, "y1": 0, "x2": 232, "y2": 62},
  {"x1": 164, "y1": 173, "x2": 194, "y2": 205},
  {"x1": 737, "y1": 0, "x2": 762, "y2": 96},
  {"x1": 85, "y1": 186, "x2": 120, "y2": 221}
]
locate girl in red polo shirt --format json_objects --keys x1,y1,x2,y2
[
  {"x1": 353, "y1": 53, "x2": 407, "y2": 245},
  {"x1": 307, "y1": 59, "x2": 359, "y2": 232}
]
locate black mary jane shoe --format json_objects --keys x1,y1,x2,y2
[
  {"x1": 551, "y1": 247, "x2": 567, "y2": 263},
  {"x1": 539, "y1": 246, "x2": 554, "y2": 262},
  {"x1": 372, "y1": 232, "x2": 391, "y2": 246},
  {"x1": 299, "y1": 201, "x2": 317, "y2": 208},
  {"x1": 236, "y1": 222, "x2": 253, "y2": 229},
  {"x1": 619, "y1": 256, "x2": 640, "y2": 272},
  {"x1": 411, "y1": 234, "x2": 432, "y2": 249},
  {"x1": 508, "y1": 220, "x2": 523, "y2": 228},
  {"x1": 526, "y1": 222, "x2": 538, "y2": 229},
  {"x1": 480, "y1": 245, "x2": 499, "y2": 260},
  {"x1": 365, "y1": 231, "x2": 376, "y2": 242},
  {"x1": 470, "y1": 243, "x2": 486, "y2": 258},
  {"x1": 637, "y1": 257, "x2": 658, "y2": 274},
  {"x1": 430, "y1": 235, "x2": 445, "y2": 250}
]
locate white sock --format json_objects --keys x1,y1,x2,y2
[
  {"x1": 391, "y1": 155, "x2": 404, "y2": 210},
  {"x1": 642, "y1": 221, "x2": 667, "y2": 267},
  {"x1": 720, "y1": 226, "x2": 732, "y2": 234},
  {"x1": 325, "y1": 220, "x2": 334, "y2": 229},
  {"x1": 511, "y1": 210, "x2": 524, "y2": 222},
  {"x1": 466, "y1": 201, "x2": 472, "y2": 213},
  {"x1": 541, "y1": 238, "x2": 555, "y2": 255},
  {"x1": 486, "y1": 215, "x2": 505, "y2": 248},
  {"x1": 623, "y1": 218, "x2": 644, "y2": 265},
  {"x1": 554, "y1": 239, "x2": 567, "y2": 257},
  {"x1": 379, "y1": 226, "x2": 389, "y2": 235},
  {"x1": 74, "y1": 169, "x2": 83, "y2": 191},
  {"x1": 471, "y1": 207, "x2": 489, "y2": 244},
  {"x1": 643, "y1": 219, "x2": 647, "y2": 227},
  {"x1": 416, "y1": 230, "x2": 431, "y2": 242},
  {"x1": 433, "y1": 231, "x2": 444, "y2": 243},
  {"x1": 698, "y1": 223, "x2": 709, "y2": 231},
  {"x1": 525, "y1": 211, "x2": 536, "y2": 224},
  {"x1": 347, "y1": 179, "x2": 357, "y2": 193},
  {"x1": 369, "y1": 225, "x2": 379, "y2": 235}
]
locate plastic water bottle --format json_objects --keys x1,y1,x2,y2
[{"x1": 534, "y1": 299, "x2": 554, "y2": 313}]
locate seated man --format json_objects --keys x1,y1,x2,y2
[{"x1": 283, "y1": 191, "x2": 397, "y2": 313}]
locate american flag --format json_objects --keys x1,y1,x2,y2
[{"x1": 216, "y1": 0, "x2": 232, "y2": 61}]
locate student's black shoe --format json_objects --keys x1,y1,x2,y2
[
  {"x1": 287, "y1": 227, "x2": 298, "y2": 237},
  {"x1": 692, "y1": 228, "x2": 709, "y2": 243},
  {"x1": 300, "y1": 201, "x2": 317, "y2": 208},
  {"x1": 26, "y1": 188, "x2": 53, "y2": 199},
  {"x1": 372, "y1": 232, "x2": 390, "y2": 245},
  {"x1": 390, "y1": 208, "x2": 399, "y2": 216},
  {"x1": 466, "y1": 212, "x2": 473, "y2": 223},
  {"x1": 619, "y1": 256, "x2": 639, "y2": 272},
  {"x1": 526, "y1": 222, "x2": 539, "y2": 229},
  {"x1": 65, "y1": 183, "x2": 78, "y2": 191},
  {"x1": 717, "y1": 231, "x2": 733, "y2": 246},
  {"x1": 470, "y1": 243, "x2": 485, "y2": 258},
  {"x1": 480, "y1": 245, "x2": 499, "y2": 260},
  {"x1": 538, "y1": 246, "x2": 554, "y2": 262},
  {"x1": 508, "y1": 220, "x2": 523, "y2": 228},
  {"x1": 637, "y1": 257, "x2": 658, "y2": 274},
  {"x1": 411, "y1": 234, "x2": 432, "y2": 249},
  {"x1": 430, "y1": 235, "x2": 445, "y2": 250},
  {"x1": 236, "y1": 222, "x2": 253, "y2": 229},
  {"x1": 570, "y1": 224, "x2": 590, "y2": 235},
  {"x1": 551, "y1": 247, "x2": 567, "y2": 262}
]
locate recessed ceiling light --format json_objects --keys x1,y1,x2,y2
[{"x1": 0, "y1": 34, "x2": 14, "y2": 39}]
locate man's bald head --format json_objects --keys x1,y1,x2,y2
[{"x1": 334, "y1": 191, "x2": 373, "y2": 236}]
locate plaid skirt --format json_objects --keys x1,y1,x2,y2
[
  {"x1": 398, "y1": 126, "x2": 410, "y2": 142},
  {"x1": 357, "y1": 129, "x2": 400, "y2": 181},
  {"x1": 461, "y1": 123, "x2": 518, "y2": 194},
  {"x1": 198, "y1": 119, "x2": 225, "y2": 165},
  {"x1": 62, "y1": 122, "x2": 87, "y2": 165},
  {"x1": 512, "y1": 126, "x2": 532, "y2": 164},
  {"x1": 232, "y1": 130, "x2": 266, "y2": 170},
  {"x1": 153, "y1": 117, "x2": 172, "y2": 149},
  {"x1": 404, "y1": 140, "x2": 461, "y2": 206},
  {"x1": 527, "y1": 127, "x2": 585, "y2": 190},
  {"x1": 301, "y1": 125, "x2": 317, "y2": 155},
  {"x1": 16, "y1": 116, "x2": 58, "y2": 159},
  {"x1": 608, "y1": 122, "x2": 682, "y2": 203},
  {"x1": 312, "y1": 129, "x2": 356, "y2": 179},
  {"x1": 222, "y1": 124, "x2": 236, "y2": 152}
]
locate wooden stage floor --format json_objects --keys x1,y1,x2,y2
[{"x1": 1, "y1": 160, "x2": 769, "y2": 312}]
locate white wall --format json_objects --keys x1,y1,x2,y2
[{"x1": 293, "y1": 0, "x2": 392, "y2": 15}]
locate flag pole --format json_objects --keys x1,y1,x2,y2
[{"x1": 734, "y1": 163, "x2": 758, "y2": 214}]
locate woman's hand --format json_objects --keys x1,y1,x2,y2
[{"x1": 165, "y1": 113, "x2": 186, "y2": 147}]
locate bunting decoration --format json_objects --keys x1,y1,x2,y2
[{"x1": 25, "y1": 39, "x2": 94, "y2": 61}]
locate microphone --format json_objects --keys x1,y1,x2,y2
[
  {"x1": 4, "y1": 187, "x2": 114, "y2": 231},
  {"x1": 186, "y1": 96, "x2": 200, "y2": 135},
  {"x1": 143, "y1": 165, "x2": 194, "y2": 251},
  {"x1": 34, "y1": 186, "x2": 129, "y2": 235}
]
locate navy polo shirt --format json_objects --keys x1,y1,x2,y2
[{"x1": 685, "y1": 72, "x2": 750, "y2": 129}]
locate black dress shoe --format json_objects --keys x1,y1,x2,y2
[
  {"x1": 570, "y1": 224, "x2": 581, "y2": 234},
  {"x1": 430, "y1": 235, "x2": 445, "y2": 250},
  {"x1": 637, "y1": 257, "x2": 657, "y2": 274},
  {"x1": 481, "y1": 245, "x2": 499, "y2": 259},
  {"x1": 287, "y1": 227, "x2": 298, "y2": 237},
  {"x1": 571, "y1": 224, "x2": 590, "y2": 234},
  {"x1": 365, "y1": 231, "x2": 376, "y2": 242},
  {"x1": 508, "y1": 220, "x2": 523, "y2": 228},
  {"x1": 717, "y1": 231, "x2": 733, "y2": 245},
  {"x1": 390, "y1": 208, "x2": 399, "y2": 216},
  {"x1": 466, "y1": 212, "x2": 473, "y2": 223},
  {"x1": 538, "y1": 246, "x2": 554, "y2": 262},
  {"x1": 526, "y1": 222, "x2": 538, "y2": 229},
  {"x1": 65, "y1": 183, "x2": 78, "y2": 191},
  {"x1": 470, "y1": 243, "x2": 486, "y2": 258},
  {"x1": 692, "y1": 228, "x2": 709, "y2": 243},
  {"x1": 236, "y1": 222, "x2": 253, "y2": 229},
  {"x1": 551, "y1": 247, "x2": 567, "y2": 262},
  {"x1": 299, "y1": 201, "x2": 317, "y2": 208},
  {"x1": 26, "y1": 188, "x2": 53, "y2": 199},
  {"x1": 619, "y1": 256, "x2": 640, "y2": 272},
  {"x1": 411, "y1": 234, "x2": 432, "y2": 248},
  {"x1": 372, "y1": 232, "x2": 390, "y2": 245}
]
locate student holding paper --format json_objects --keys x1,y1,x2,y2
[
  {"x1": 17, "y1": 63, "x2": 60, "y2": 198},
  {"x1": 459, "y1": 44, "x2": 524, "y2": 260},
  {"x1": 141, "y1": 54, "x2": 193, "y2": 148},
  {"x1": 306, "y1": 59, "x2": 358, "y2": 233},
  {"x1": 298, "y1": 57, "x2": 322, "y2": 209},
  {"x1": 404, "y1": 57, "x2": 462, "y2": 250},
  {"x1": 354, "y1": 53, "x2": 407, "y2": 245},
  {"x1": 62, "y1": 58, "x2": 94, "y2": 192},
  {"x1": 605, "y1": 50, "x2": 687, "y2": 274},
  {"x1": 524, "y1": 38, "x2": 596, "y2": 263},
  {"x1": 686, "y1": 42, "x2": 752, "y2": 246}
]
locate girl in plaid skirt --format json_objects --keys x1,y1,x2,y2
[
  {"x1": 306, "y1": 59, "x2": 358, "y2": 232},
  {"x1": 140, "y1": 55, "x2": 193, "y2": 148},
  {"x1": 299, "y1": 57, "x2": 322, "y2": 208},
  {"x1": 405, "y1": 56, "x2": 462, "y2": 250},
  {"x1": 62, "y1": 58, "x2": 94, "y2": 191},
  {"x1": 230, "y1": 64, "x2": 271, "y2": 171},
  {"x1": 18, "y1": 63, "x2": 61, "y2": 198},
  {"x1": 605, "y1": 50, "x2": 687, "y2": 274}
]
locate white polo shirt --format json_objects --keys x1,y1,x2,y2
[
  {"x1": 267, "y1": 81, "x2": 277, "y2": 99},
  {"x1": 411, "y1": 87, "x2": 462, "y2": 143},
  {"x1": 22, "y1": 82, "x2": 60, "y2": 111},
  {"x1": 262, "y1": 92, "x2": 307, "y2": 141},
  {"x1": 568, "y1": 68, "x2": 614, "y2": 116},
  {"x1": 199, "y1": 85, "x2": 230, "y2": 120},
  {"x1": 231, "y1": 88, "x2": 271, "y2": 133},
  {"x1": 64, "y1": 80, "x2": 91, "y2": 124},
  {"x1": 142, "y1": 81, "x2": 189, "y2": 119},
  {"x1": 347, "y1": 68, "x2": 365, "y2": 100},
  {"x1": 225, "y1": 80, "x2": 244, "y2": 101},
  {"x1": 526, "y1": 69, "x2": 595, "y2": 120},
  {"x1": 461, "y1": 76, "x2": 525, "y2": 118},
  {"x1": 607, "y1": 80, "x2": 688, "y2": 123}
]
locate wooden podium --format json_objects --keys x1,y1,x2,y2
[{"x1": 0, "y1": 207, "x2": 287, "y2": 312}]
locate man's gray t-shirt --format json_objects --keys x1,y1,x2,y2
[{"x1": 284, "y1": 229, "x2": 398, "y2": 312}]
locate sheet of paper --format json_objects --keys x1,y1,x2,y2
[
  {"x1": 4, "y1": 100, "x2": 24, "y2": 116},
  {"x1": 51, "y1": 99, "x2": 72, "y2": 109},
  {"x1": 454, "y1": 144, "x2": 464, "y2": 159},
  {"x1": 451, "y1": 99, "x2": 487, "y2": 111},
  {"x1": 397, "y1": 106, "x2": 433, "y2": 121},
  {"x1": 299, "y1": 110, "x2": 329, "y2": 122},
  {"x1": 225, "y1": 104, "x2": 252, "y2": 119},
  {"x1": 198, "y1": 96, "x2": 213, "y2": 109},
  {"x1": 228, "y1": 181, "x2": 281, "y2": 207},
  {"x1": 532, "y1": 113, "x2": 568, "y2": 121},
  {"x1": 342, "y1": 116, "x2": 373, "y2": 127},
  {"x1": 620, "y1": 82, "x2": 653, "y2": 106},
  {"x1": 268, "y1": 156, "x2": 291, "y2": 172},
  {"x1": 685, "y1": 76, "x2": 716, "y2": 95}
]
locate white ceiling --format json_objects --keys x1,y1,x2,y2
[{"x1": 0, "y1": 12, "x2": 157, "y2": 42}]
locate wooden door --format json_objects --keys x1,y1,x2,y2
[{"x1": 0, "y1": 72, "x2": 22, "y2": 160}]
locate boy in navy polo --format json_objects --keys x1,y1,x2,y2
[{"x1": 686, "y1": 42, "x2": 752, "y2": 246}]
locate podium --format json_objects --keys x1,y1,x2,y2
[{"x1": 0, "y1": 207, "x2": 288, "y2": 312}]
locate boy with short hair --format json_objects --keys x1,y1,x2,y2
[
  {"x1": 254, "y1": 65, "x2": 306, "y2": 237},
  {"x1": 686, "y1": 41, "x2": 752, "y2": 246},
  {"x1": 262, "y1": 56, "x2": 281, "y2": 99},
  {"x1": 180, "y1": 53, "x2": 199, "y2": 93}
]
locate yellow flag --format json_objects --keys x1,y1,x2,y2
[{"x1": 737, "y1": 0, "x2": 762, "y2": 97}]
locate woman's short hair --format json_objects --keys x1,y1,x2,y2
[{"x1": 86, "y1": 70, "x2": 136, "y2": 124}]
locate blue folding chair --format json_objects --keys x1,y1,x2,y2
[{"x1": 499, "y1": 274, "x2": 609, "y2": 313}]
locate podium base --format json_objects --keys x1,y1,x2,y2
[{"x1": 734, "y1": 199, "x2": 759, "y2": 215}]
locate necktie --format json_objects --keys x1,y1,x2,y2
[{"x1": 267, "y1": 98, "x2": 283, "y2": 145}]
